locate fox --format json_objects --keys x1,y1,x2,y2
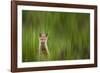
[{"x1": 39, "y1": 33, "x2": 50, "y2": 57}]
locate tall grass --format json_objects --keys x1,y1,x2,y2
[{"x1": 22, "y1": 10, "x2": 90, "y2": 62}]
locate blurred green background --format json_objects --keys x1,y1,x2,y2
[{"x1": 22, "y1": 10, "x2": 90, "y2": 62}]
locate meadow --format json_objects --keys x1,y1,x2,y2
[{"x1": 22, "y1": 10, "x2": 90, "y2": 62}]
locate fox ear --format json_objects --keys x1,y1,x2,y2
[{"x1": 46, "y1": 33, "x2": 48, "y2": 37}]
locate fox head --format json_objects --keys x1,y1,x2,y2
[{"x1": 39, "y1": 33, "x2": 48, "y2": 42}]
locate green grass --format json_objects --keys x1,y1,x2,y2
[{"x1": 22, "y1": 10, "x2": 90, "y2": 62}]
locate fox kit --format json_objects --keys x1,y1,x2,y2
[{"x1": 39, "y1": 33, "x2": 49, "y2": 57}]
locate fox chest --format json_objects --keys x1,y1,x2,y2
[{"x1": 40, "y1": 42, "x2": 47, "y2": 53}]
